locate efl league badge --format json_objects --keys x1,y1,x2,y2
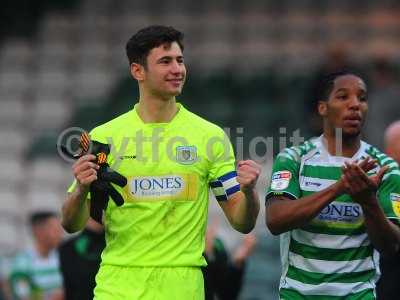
[
  {"x1": 176, "y1": 146, "x2": 197, "y2": 165},
  {"x1": 270, "y1": 171, "x2": 292, "y2": 190},
  {"x1": 390, "y1": 193, "x2": 400, "y2": 218}
]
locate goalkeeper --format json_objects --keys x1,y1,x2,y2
[{"x1": 61, "y1": 25, "x2": 260, "y2": 300}]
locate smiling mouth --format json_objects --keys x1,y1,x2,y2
[
  {"x1": 166, "y1": 79, "x2": 183, "y2": 87},
  {"x1": 167, "y1": 79, "x2": 183, "y2": 82}
]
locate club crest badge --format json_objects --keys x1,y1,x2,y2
[
  {"x1": 176, "y1": 146, "x2": 197, "y2": 165},
  {"x1": 390, "y1": 193, "x2": 400, "y2": 218}
]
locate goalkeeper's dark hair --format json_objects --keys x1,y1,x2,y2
[
  {"x1": 316, "y1": 70, "x2": 366, "y2": 102},
  {"x1": 126, "y1": 25, "x2": 184, "y2": 68},
  {"x1": 29, "y1": 211, "x2": 57, "y2": 227}
]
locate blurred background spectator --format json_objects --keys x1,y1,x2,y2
[
  {"x1": 204, "y1": 199, "x2": 257, "y2": 300},
  {"x1": 376, "y1": 121, "x2": 400, "y2": 300},
  {"x1": 8, "y1": 211, "x2": 64, "y2": 300},
  {"x1": 59, "y1": 218, "x2": 105, "y2": 300},
  {"x1": 364, "y1": 57, "x2": 400, "y2": 149},
  {"x1": 0, "y1": 1, "x2": 399, "y2": 299}
]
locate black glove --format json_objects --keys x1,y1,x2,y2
[
  {"x1": 59, "y1": 132, "x2": 127, "y2": 223},
  {"x1": 89, "y1": 143, "x2": 127, "y2": 223}
]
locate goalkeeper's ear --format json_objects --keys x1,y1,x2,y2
[{"x1": 130, "y1": 62, "x2": 145, "y2": 82}]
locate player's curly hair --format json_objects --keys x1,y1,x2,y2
[
  {"x1": 316, "y1": 70, "x2": 366, "y2": 102},
  {"x1": 125, "y1": 25, "x2": 184, "y2": 68}
]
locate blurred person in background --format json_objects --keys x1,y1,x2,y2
[
  {"x1": 59, "y1": 218, "x2": 105, "y2": 300},
  {"x1": 364, "y1": 56, "x2": 400, "y2": 149},
  {"x1": 9, "y1": 211, "x2": 64, "y2": 300},
  {"x1": 203, "y1": 213, "x2": 256, "y2": 300},
  {"x1": 266, "y1": 71, "x2": 400, "y2": 299},
  {"x1": 377, "y1": 120, "x2": 400, "y2": 300},
  {"x1": 61, "y1": 25, "x2": 260, "y2": 300}
]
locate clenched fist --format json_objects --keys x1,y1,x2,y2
[
  {"x1": 237, "y1": 160, "x2": 261, "y2": 194},
  {"x1": 72, "y1": 154, "x2": 100, "y2": 188}
]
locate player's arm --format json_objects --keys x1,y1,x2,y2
[
  {"x1": 266, "y1": 182, "x2": 344, "y2": 235},
  {"x1": 61, "y1": 154, "x2": 99, "y2": 233},
  {"x1": 218, "y1": 160, "x2": 260, "y2": 234},
  {"x1": 232, "y1": 233, "x2": 256, "y2": 267},
  {"x1": 341, "y1": 162, "x2": 400, "y2": 256},
  {"x1": 264, "y1": 149, "x2": 343, "y2": 235},
  {"x1": 359, "y1": 202, "x2": 400, "y2": 256},
  {"x1": 265, "y1": 154, "x2": 375, "y2": 235}
]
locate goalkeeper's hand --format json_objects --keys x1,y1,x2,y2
[{"x1": 72, "y1": 154, "x2": 99, "y2": 188}]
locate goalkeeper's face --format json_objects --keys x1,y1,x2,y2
[{"x1": 142, "y1": 41, "x2": 186, "y2": 98}]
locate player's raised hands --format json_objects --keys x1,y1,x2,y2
[
  {"x1": 237, "y1": 160, "x2": 261, "y2": 194},
  {"x1": 340, "y1": 158, "x2": 388, "y2": 204},
  {"x1": 357, "y1": 156, "x2": 378, "y2": 173}
]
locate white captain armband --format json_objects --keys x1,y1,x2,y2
[{"x1": 210, "y1": 171, "x2": 241, "y2": 201}]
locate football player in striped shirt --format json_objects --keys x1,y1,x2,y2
[
  {"x1": 266, "y1": 71, "x2": 400, "y2": 299},
  {"x1": 9, "y1": 211, "x2": 64, "y2": 300}
]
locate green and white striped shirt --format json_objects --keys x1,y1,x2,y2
[
  {"x1": 9, "y1": 247, "x2": 63, "y2": 300},
  {"x1": 266, "y1": 136, "x2": 400, "y2": 300}
]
